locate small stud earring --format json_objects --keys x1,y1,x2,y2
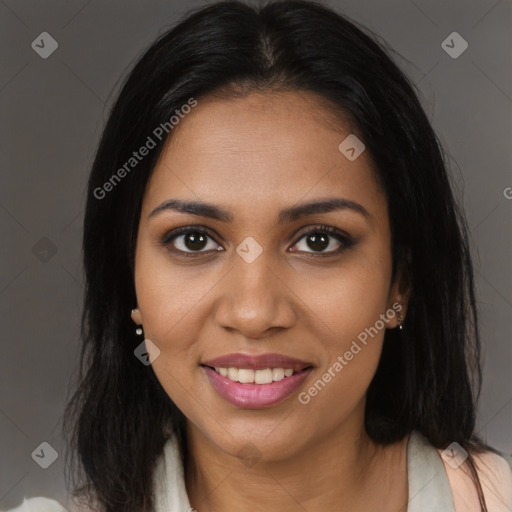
[
  {"x1": 398, "y1": 312, "x2": 404, "y2": 330},
  {"x1": 131, "y1": 309, "x2": 143, "y2": 335}
]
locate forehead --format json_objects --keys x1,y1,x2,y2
[{"x1": 143, "y1": 90, "x2": 387, "y2": 224}]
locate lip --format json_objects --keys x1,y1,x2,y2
[
  {"x1": 201, "y1": 352, "x2": 313, "y2": 371},
  {"x1": 202, "y1": 365, "x2": 313, "y2": 408},
  {"x1": 200, "y1": 352, "x2": 314, "y2": 409}
]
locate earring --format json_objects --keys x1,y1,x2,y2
[
  {"x1": 398, "y1": 312, "x2": 404, "y2": 330},
  {"x1": 131, "y1": 309, "x2": 143, "y2": 335}
]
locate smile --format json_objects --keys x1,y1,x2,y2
[{"x1": 200, "y1": 353, "x2": 314, "y2": 408}]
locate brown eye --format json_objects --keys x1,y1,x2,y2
[
  {"x1": 291, "y1": 225, "x2": 355, "y2": 256},
  {"x1": 161, "y1": 227, "x2": 222, "y2": 256}
]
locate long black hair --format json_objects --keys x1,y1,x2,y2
[{"x1": 63, "y1": 1, "x2": 493, "y2": 510}]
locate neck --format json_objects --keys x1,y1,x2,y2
[{"x1": 184, "y1": 413, "x2": 408, "y2": 512}]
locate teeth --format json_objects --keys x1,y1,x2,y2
[
  {"x1": 255, "y1": 368, "x2": 273, "y2": 384},
  {"x1": 272, "y1": 368, "x2": 284, "y2": 381},
  {"x1": 227, "y1": 367, "x2": 239, "y2": 381},
  {"x1": 238, "y1": 369, "x2": 255, "y2": 383},
  {"x1": 213, "y1": 366, "x2": 299, "y2": 384}
]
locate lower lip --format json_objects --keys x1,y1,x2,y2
[{"x1": 202, "y1": 366, "x2": 313, "y2": 409}]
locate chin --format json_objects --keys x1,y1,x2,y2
[{"x1": 198, "y1": 417, "x2": 312, "y2": 464}]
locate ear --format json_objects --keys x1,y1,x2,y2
[
  {"x1": 385, "y1": 256, "x2": 411, "y2": 328},
  {"x1": 131, "y1": 307, "x2": 143, "y2": 325}
]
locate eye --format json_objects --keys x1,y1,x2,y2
[
  {"x1": 291, "y1": 225, "x2": 355, "y2": 257},
  {"x1": 160, "y1": 226, "x2": 222, "y2": 257},
  {"x1": 160, "y1": 224, "x2": 355, "y2": 259}
]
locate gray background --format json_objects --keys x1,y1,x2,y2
[{"x1": 0, "y1": 0, "x2": 511, "y2": 508}]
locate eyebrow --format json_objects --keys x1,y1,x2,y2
[{"x1": 148, "y1": 197, "x2": 370, "y2": 223}]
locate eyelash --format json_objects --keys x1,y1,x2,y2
[{"x1": 160, "y1": 225, "x2": 355, "y2": 259}]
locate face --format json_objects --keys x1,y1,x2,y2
[{"x1": 132, "y1": 90, "x2": 406, "y2": 462}]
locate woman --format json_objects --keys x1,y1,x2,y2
[{"x1": 5, "y1": 1, "x2": 511, "y2": 511}]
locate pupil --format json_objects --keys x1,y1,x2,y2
[
  {"x1": 308, "y1": 233, "x2": 328, "y2": 252},
  {"x1": 185, "y1": 232, "x2": 207, "y2": 251}
]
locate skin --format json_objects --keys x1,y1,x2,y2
[{"x1": 131, "y1": 89, "x2": 410, "y2": 512}]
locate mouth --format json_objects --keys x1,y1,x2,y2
[
  {"x1": 200, "y1": 365, "x2": 312, "y2": 384},
  {"x1": 200, "y1": 353, "x2": 314, "y2": 408}
]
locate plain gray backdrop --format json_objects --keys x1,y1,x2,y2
[{"x1": 1, "y1": 0, "x2": 511, "y2": 509}]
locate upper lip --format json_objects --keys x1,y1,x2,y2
[{"x1": 201, "y1": 352, "x2": 313, "y2": 371}]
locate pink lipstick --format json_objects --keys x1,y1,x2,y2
[{"x1": 201, "y1": 352, "x2": 313, "y2": 408}]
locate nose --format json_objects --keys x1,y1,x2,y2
[{"x1": 213, "y1": 254, "x2": 297, "y2": 339}]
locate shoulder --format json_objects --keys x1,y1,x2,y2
[
  {"x1": 437, "y1": 447, "x2": 512, "y2": 512},
  {"x1": 0, "y1": 497, "x2": 99, "y2": 512},
  {"x1": 1, "y1": 498, "x2": 71, "y2": 512},
  {"x1": 473, "y1": 450, "x2": 512, "y2": 510}
]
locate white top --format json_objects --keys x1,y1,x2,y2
[{"x1": 3, "y1": 431, "x2": 512, "y2": 511}]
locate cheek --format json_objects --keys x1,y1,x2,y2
[
  {"x1": 299, "y1": 283, "x2": 388, "y2": 420},
  {"x1": 296, "y1": 248, "x2": 392, "y2": 346},
  {"x1": 132, "y1": 249, "x2": 215, "y2": 412},
  {"x1": 295, "y1": 248, "x2": 391, "y2": 407},
  {"x1": 300, "y1": 345, "x2": 382, "y2": 426},
  {"x1": 134, "y1": 240, "x2": 218, "y2": 349}
]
